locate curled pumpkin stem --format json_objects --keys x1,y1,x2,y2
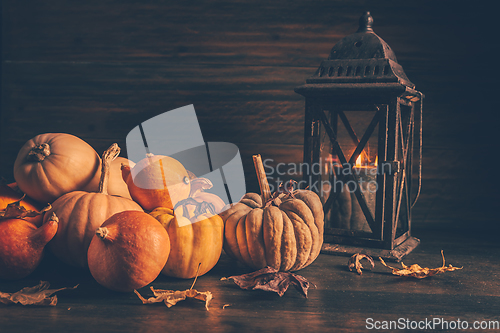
[{"x1": 174, "y1": 198, "x2": 217, "y2": 219}]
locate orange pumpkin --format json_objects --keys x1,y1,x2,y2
[
  {"x1": 122, "y1": 154, "x2": 191, "y2": 211},
  {"x1": 0, "y1": 183, "x2": 45, "y2": 227},
  {"x1": 87, "y1": 210, "x2": 171, "y2": 292},
  {"x1": 13, "y1": 133, "x2": 101, "y2": 203},
  {"x1": 149, "y1": 198, "x2": 224, "y2": 279},
  {"x1": 45, "y1": 144, "x2": 143, "y2": 268},
  {"x1": 0, "y1": 212, "x2": 59, "y2": 280}
]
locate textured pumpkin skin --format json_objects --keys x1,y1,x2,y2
[
  {"x1": 220, "y1": 189, "x2": 324, "y2": 272},
  {"x1": 13, "y1": 133, "x2": 101, "y2": 203},
  {"x1": 84, "y1": 157, "x2": 135, "y2": 199},
  {"x1": 87, "y1": 210, "x2": 171, "y2": 292},
  {"x1": 0, "y1": 183, "x2": 44, "y2": 227},
  {"x1": 149, "y1": 206, "x2": 224, "y2": 279},
  {"x1": 0, "y1": 215, "x2": 58, "y2": 280},
  {"x1": 45, "y1": 191, "x2": 143, "y2": 268},
  {"x1": 122, "y1": 155, "x2": 191, "y2": 211}
]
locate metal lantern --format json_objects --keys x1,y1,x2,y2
[{"x1": 295, "y1": 12, "x2": 423, "y2": 261}]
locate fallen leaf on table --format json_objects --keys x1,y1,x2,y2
[
  {"x1": 221, "y1": 266, "x2": 311, "y2": 298},
  {"x1": 348, "y1": 253, "x2": 375, "y2": 275},
  {"x1": 0, "y1": 197, "x2": 51, "y2": 220},
  {"x1": 135, "y1": 287, "x2": 212, "y2": 311},
  {"x1": 379, "y1": 250, "x2": 463, "y2": 279},
  {"x1": 135, "y1": 263, "x2": 212, "y2": 311},
  {"x1": 0, "y1": 281, "x2": 78, "y2": 306}
]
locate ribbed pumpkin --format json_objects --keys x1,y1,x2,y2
[
  {"x1": 219, "y1": 155, "x2": 324, "y2": 272},
  {"x1": 149, "y1": 198, "x2": 224, "y2": 279},
  {"x1": 13, "y1": 133, "x2": 101, "y2": 203},
  {"x1": 45, "y1": 144, "x2": 143, "y2": 268}
]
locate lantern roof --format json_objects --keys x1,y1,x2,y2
[{"x1": 296, "y1": 12, "x2": 416, "y2": 96}]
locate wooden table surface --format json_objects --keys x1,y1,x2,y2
[{"x1": 1, "y1": 228, "x2": 499, "y2": 333}]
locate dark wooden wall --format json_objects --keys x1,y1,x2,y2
[{"x1": 1, "y1": 1, "x2": 497, "y2": 231}]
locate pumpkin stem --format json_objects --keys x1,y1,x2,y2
[
  {"x1": 27, "y1": 143, "x2": 51, "y2": 162},
  {"x1": 189, "y1": 177, "x2": 213, "y2": 197},
  {"x1": 98, "y1": 143, "x2": 121, "y2": 195},
  {"x1": 95, "y1": 227, "x2": 110, "y2": 240},
  {"x1": 253, "y1": 154, "x2": 272, "y2": 206},
  {"x1": 174, "y1": 197, "x2": 217, "y2": 219}
]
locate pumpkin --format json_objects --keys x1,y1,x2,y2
[
  {"x1": 45, "y1": 143, "x2": 143, "y2": 268},
  {"x1": 149, "y1": 197, "x2": 224, "y2": 279},
  {"x1": 0, "y1": 183, "x2": 45, "y2": 227},
  {"x1": 87, "y1": 210, "x2": 171, "y2": 292},
  {"x1": 0, "y1": 212, "x2": 59, "y2": 280},
  {"x1": 13, "y1": 133, "x2": 101, "y2": 203},
  {"x1": 219, "y1": 155, "x2": 324, "y2": 272},
  {"x1": 122, "y1": 154, "x2": 191, "y2": 211},
  {"x1": 84, "y1": 157, "x2": 135, "y2": 199}
]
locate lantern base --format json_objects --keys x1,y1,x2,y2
[{"x1": 320, "y1": 236, "x2": 420, "y2": 262}]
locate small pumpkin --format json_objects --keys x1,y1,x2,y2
[
  {"x1": 122, "y1": 154, "x2": 191, "y2": 211},
  {"x1": 87, "y1": 210, "x2": 171, "y2": 292},
  {"x1": 149, "y1": 198, "x2": 224, "y2": 279},
  {"x1": 13, "y1": 133, "x2": 101, "y2": 203},
  {"x1": 45, "y1": 143, "x2": 143, "y2": 268},
  {"x1": 219, "y1": 155, "x2": 324, "y2": 272},
  {"x1": 0, "y1": 212, "x2": 59, "y2": 280},
  {"x1": 0, "y1": 183, "x2": 45, "y2": 227}
]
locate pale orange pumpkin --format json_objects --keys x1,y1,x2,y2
[
  {"x1": 122, "y1": 154, "x2": 191, "y2": 211},
  {"x1": 13, "y1": 133, "x2": 101, "y2": 203},
  {"x1": 45, "y1": 144, "x2": 143, "y2": 268},
  {"x1": 87, "y1": 210, "x2": 171, "y2": 292},
  {"x1": 149, "y1": 197, "x2": 224, "y2": 279}
]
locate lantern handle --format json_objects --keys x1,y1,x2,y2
[{"x1": 411, "y1": 91, "x2": 423, "y2": 208}]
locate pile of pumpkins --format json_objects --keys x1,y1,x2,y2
[{"x1": 0, "y1": 133, "x2": 324, "y2": 292}]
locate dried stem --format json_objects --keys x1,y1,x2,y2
[
  {"x1": 98, "y1": 143, "x2": 121, "y2": 195},
  {"x1": 95, "y1": 227, "x2": 110, "y2": 240},
  {"x1": 253, "y1": 154, "x2": 271, "y2": 206},
  {"x1": 27, "y1": 143, "x2": 51, "y2": 162}
]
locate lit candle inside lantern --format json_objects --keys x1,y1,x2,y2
[{"x1": 350, "y1": 154, "x2": 377, "y2": 232}]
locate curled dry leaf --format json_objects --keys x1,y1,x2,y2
[
  {"x1": 348, "y1": 253, "x2": 375, "y2": 275},
  {"x1": 135, "y1": 287, "x2": 212, "y2": 311},
  {"x1": 0, "y1": 281, "x2": 78, "y2": 306},
  {"x1": 221, "y1": 266, "x2": 311, "y2": 298},
  {"x1": 0, "y1": 197, "x2": 51, "y2": 220},
  {"x1": 379, "y1": 250, "x2": 463, "y2": 279},
  {"x1": 134, "y1": 263, "x2": 212, "y2": 311}
]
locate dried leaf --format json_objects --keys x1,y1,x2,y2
[
  {"x1": 221, "y1": 266, "x2": 311, "y2": 298},
  {"x1": 348, "y1": 253, "x2": 375, "y2": 275},
  {"x1": 379, "y1": 250, "x2": 463, "y2": 279},
  {"x1": 0, "y1": 197, "x2": 51, "y2": 220},
  {"x1": 0, "y1": 281, "x2": 78, "y2": 306},
  {"x1": 135, "y1": 287, "x2": 212, "y2": 311}
]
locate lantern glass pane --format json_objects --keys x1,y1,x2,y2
[{"x1": 321, "y1": 109, "x2": 380, "y2": 234}]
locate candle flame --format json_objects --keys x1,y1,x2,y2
[
  {"x1": 355, "y1": 154, "x2": 362, "y2": 167},
  {"x1": 374, "y1": 155, "x2": 378, "y2": 167}
]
